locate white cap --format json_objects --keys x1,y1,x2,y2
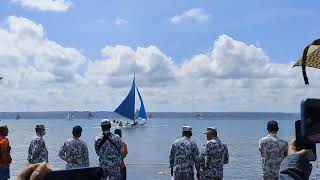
[
  {"x1": 101, "y1": 119, "x2": 111, "y2": 125},
  {"x1": 182, "y1": 126, "x2": 192, "y2": 132},
  {"x1": 204, "y1": 127, "x2": 217, "y2": 134}
]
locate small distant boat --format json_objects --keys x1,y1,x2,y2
[
  {"x1": 66, "y1": 112, "x2": 75, "y2": 121},
  {"x1": 194, "y1": 113, "x2": 202, "y2": 120},
  {"x1": 114, "y1": 74, "x2": 147, "y2": 127},
  {"x1": 88, "y1": 112, "x2": 94, "y2": 119},
  {"x1": 16, "y1": 113, "x2": 21, "y2": 120}
]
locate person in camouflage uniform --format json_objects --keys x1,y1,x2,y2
[
  {"x1": 95, "y1": 119, "x2": 122, "y2": 180},
  {"x1": 27, "y1": 124, "x2": 48, "y2": 164},
  {"x1": 59, "y1": 126, "x2": 89, "y2": 169},
  {"x1": 169, "y1": 126, "x2": 200, "y2": 180},
  {"x1": 259, "y1": 120, "x2": 288, "y2": 180},
  {"x1": 200, "y1": 127, "x2": 229, "y2": 180}
]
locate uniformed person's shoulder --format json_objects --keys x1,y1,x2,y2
[
  {"x1": 95, "y1": 134, "x2": 104, "y2": 141},
  {"x1": 172, "y1": 137, "x2": 184, "y2": 145},
  {"x1": 110, "y1": 133, "x2": 122, "y2": 143}
]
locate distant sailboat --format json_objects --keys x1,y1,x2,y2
[
  {"x1": 16, "y1": 113, "x2": 21, "y2": 120},
  {"x1": 114, "y1": 75, "x2": 147, "y2": 127},
  {"x1": 88, "y1": 112, "x2": 94, "y2": 119},
  {"x1": 66, "y1": 112, "x2": 75, "y2": 121}
]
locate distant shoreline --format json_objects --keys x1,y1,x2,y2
[{"x1": 0, "y1": 111, "x2": 299, "y2": 120}]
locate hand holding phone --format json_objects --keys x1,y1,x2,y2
[{"x1": 295, "y1": 120, "x2": 317, "y2": 161}]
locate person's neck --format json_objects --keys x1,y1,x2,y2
[
  {"x1": 269, "y1": 132, "x2": 277, "y2": 135},
  {"x1": 36, "y1": 133, "x2": 43, "y2": 137},
  {"x1": 73, "y1": 136, "x2": 80, "y2": 139},
  {"x1": 208, "y1": 136, "x2": 218, "y2": 141},
  {"x1": 183, "y1": 136, "x2": 191, "y2": 139}
]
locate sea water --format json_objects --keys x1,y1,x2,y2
[{"x1": 3, "y1": 116, "x2": 320, "y2": 179}]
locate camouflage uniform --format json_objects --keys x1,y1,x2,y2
[
  {"x1": 200, "y1": 138, "x2": 229, "y2": 180},
  {"x1": 27, "y1": 134, "x2": 48, "y2": 163},
  {"x1": 59, "y1": 137, "x2": 89, "y2": 169},
  {"x1": 95, "y1": 131, "x2": 122, "y2": 180},
  {"x1": 169, "y1": 136, "x2": 200, "y2": 180},
  {"x1": 259, "y1": 134, "x2": 288, "y2": 180}
]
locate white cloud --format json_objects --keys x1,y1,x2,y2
[
  {"x1": 85, "y1": 45, "x2": 177, "y2": 87},
  {"x1": 12, "y1": 0, "x2": 72, "y2": 12},
  {"x1": 171, "y1": 8, "x2": 210, "y2": 24},
  {"x1": 115, "y1": 18, "x2": 128, "y2": 27},
  {"x1": 1, "y1": 16, "x2": 320, "y2": 112},
  {"x1": 0, "y1": 16, "x2": 86, "y2": 85}
]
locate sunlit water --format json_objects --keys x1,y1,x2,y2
[{"x1": 2, "y1": 117, "x2": 320, "y2": 179}]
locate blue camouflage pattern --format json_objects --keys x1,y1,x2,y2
[
  {"x1": 169, "y1": 137, "x2": 200, "y2": 173},
  {"x1": 27, "y1": 135, "x2": 48, "y2": 164},
  {"x1": 200, "y1": 138, "x2": 229, "y2": 179},
  {"x1": 259, "y1": 134, "x2": 288, "y2": 179},
  {"x1": 95, "y1": 132, "x2": 122, "y2": 180},
  {"x1": 59, "y1": 137, "x2": 89, "y2": 169}
]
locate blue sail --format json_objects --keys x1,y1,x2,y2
[
  {"x1": 114, "y1": 78, "x2": 136, "y2": 120},
  {"x1": 136, "y1": 87, "x2": 147, "y2": 119}
]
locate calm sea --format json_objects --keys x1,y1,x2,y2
[{"x1": 3, "y1": 116, "x2": 320, "y2": 179}]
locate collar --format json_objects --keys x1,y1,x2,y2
[
  {"x1": 183, "y1": 136, "x2": 190, "y2": 140},
  {"x1": 268, "y1": 133, "x2": 277, "y2": 137}
]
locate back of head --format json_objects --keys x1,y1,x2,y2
[
  {"x1": 267, "y1": 120, "x2": 279, "y2": 133},
  {"x1": 0, "y1": 124, "x2": 8, "y2": 136},
  {"x1": 182, "y1": 126, "x2": 192, "y2": 138},
  {"x1": 35, "y1": 124, "x2": 45, "y2": 135},
  {"x1": 72, "y1": 125, "x2": 82, "y2": 137},
  {"x1": 114, "y1": 129, "x2": 122, "y2": 137},
  {"x1": 101, "y1": 119, "x2": 111, "y2": 131}
]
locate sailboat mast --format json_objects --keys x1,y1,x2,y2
[{"x1": 133, "y1": 75, "x2": 136, "y2": 120}]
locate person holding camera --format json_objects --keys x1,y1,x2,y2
[
  {"x1": 279, "y1": 139, "x2": 312, "y2": 179},
  {"x1": 95, "y1": 119, "x2": 122, "y2": 180},
  {"x1": 259, "y1": 120, "x2": 288, "y2": 180}
]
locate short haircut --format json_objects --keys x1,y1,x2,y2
[
  {"x1": 101, "y1": 124, "x2": 111, "y2": 131},
  {"x1": 267, "y1": 120, "x2": 279, "y2": 132},
  {"x1": 114, "y1": 129, "x2": 122, "y2": 137}
]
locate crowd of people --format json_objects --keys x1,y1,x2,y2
[{"x1": 0, "y1": 119, "x2": 315, "y2": 180}]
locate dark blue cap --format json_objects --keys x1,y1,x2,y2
[{"x1": 72, "y1": 126, "x2": 82, "y2": 133}]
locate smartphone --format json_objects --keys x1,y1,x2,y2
[
  {"x1": 301, "y1": 98, "x2": 320, "y2": 143},
  {"x1": 295, "y1": 120, "x2": 317, "y2": 161},
  {"x1": 44, "y1": 166, "x2": 103, "y2": 180}
]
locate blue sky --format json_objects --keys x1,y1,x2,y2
[
  {"x1": 1, "y1": 0, "x2": 320, "y2": 112},
  {"x1": 1, "y1": 0, "x2": 320, "y2": 63}
]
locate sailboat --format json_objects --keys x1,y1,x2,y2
[
  {"x1": 88, "y1": 112, "x2": 94, "y2": 119},
  {"x1": 16, "y1": 113, "x2": 21, "y2": 120},
  {"x1": 66, "y1": 112, "x2": 75, "y2": 121},
  {"x1": 114, "y1": 75, "x2": 147, "y2": 127}
]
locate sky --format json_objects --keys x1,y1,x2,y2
[{"x1": 0, "y1": 0, "x2": 320, "y2": 112}]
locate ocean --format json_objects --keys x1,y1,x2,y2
[{"x1": 3, "y1": 113, "x2": 320, "y2": 179}]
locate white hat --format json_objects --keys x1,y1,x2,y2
[
  {"x1": 101, "y1": 119, "x2": 111, "y2": 125},
  {"x1": 204, "y1": 127, "x2": 217, "y2": 134},
  {"x1": 182, "y1": 126, "x2": 192, "y2": 132}
]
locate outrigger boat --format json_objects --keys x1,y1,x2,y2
[{"x1": 114, "y1": 75, "x2": 147, "y2": 127}]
